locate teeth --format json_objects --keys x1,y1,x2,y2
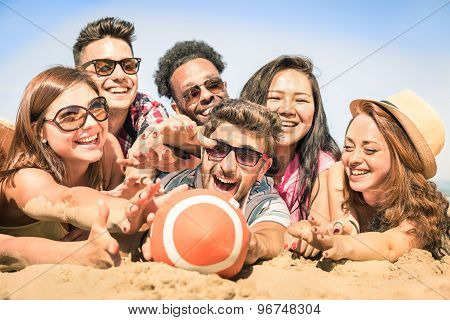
[
  {"x1": 351, "y1": 169, "x2": 369, "y2": 176},
  {"x1": 281, "y1": 121, "x2": 297, "y2": 127},
  {"x1": 216, "y1": 176, "x2": 237, "y2": 184},
  {"x1": 108, "y1": 87, "x2": 128, "y2": 93},
  {"x1": 200, "y1": 108, "x2": 212, "y2": 116},
  {"x1": 77, "y1": 134, "x2": 98, "y2": 143}
]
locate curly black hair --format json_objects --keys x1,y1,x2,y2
[{"x1": 154, "y1": 40, "x2": 226, "y2": 99}]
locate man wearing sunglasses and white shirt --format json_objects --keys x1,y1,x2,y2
[
  {"x1": 150, "y1": 99, "x2": 290, "y2": 265},
  {"x1": 73, "y1": 17, "x2": 169, "y2": 156}
]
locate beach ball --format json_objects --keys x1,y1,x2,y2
[{"x1": 151, "y1": 189, "x2": 250, "y2": 278}]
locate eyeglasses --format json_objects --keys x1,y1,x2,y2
[
  {"x1": 205, "y1": 140, "x2": 269, "y2": 167},
  {"x1": 44, "y1": 96, "x2": 109, "y2": 132},
  {"x1": 181, "y1": 77, "x2": 225, "y2": 106},
  {"x1": 81, "y1": 58, "x2": 141, "y2": 76}
]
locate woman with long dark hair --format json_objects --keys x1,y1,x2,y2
[{"x1": 240, "y1": 56, "x2": 341, "y2": 224}]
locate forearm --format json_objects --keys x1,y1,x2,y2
[
  {"x1": 24, "y1": 187, "x2": 128, "y2": 232},
  {"x1": 0, "y1": 236, "x2": 87, "y2": 272},
  {"x1": 253, "y1": 230, "x2": 284, "y2": 259},
  {"x1": 248, "y1": 223, "x2": 286, "y2": 263},
  {"x1": 337, "y1": 232, "x2": 410, "y2": 262}
]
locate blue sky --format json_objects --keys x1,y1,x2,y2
[{"x1": 1, "y1": 0, "x2": 449, "y2": 183}]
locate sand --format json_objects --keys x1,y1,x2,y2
[
  {"x1": 1, "y1": 119, "x2": 448, "y2": 299},
  {"x1": 1, "y1": 249, "x2": 449, "y2": 300}
]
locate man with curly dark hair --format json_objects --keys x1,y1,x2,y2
[
  {"x1": 154, "y1": 40, "x2": 229, "y2": 125},
  {"x1": 122, "y1": 41, "x2": 229, "y2": 178}
]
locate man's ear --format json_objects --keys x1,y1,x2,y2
[
  {"x1": 257, "y1": 158, "x2": 273, "y2": 181},
  {"x1": 171, "y1": 101, "x2": 181, "y2": 115}
]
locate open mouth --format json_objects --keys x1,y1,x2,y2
[
  {"x1": 107, "y1": 87, "x2": 129, "y2": 94},
  {"x1": 281, "y1": 120, "x2": 298, "y2": 128},
  {"x1": 75, "y1": 133, "x2": 99, "y2": 146},
  {"x1": 350, "y1": 169, "x2": 370, "y2": 176},
  {"x1": 197, "y1": 107, "x2": 212, "y2": 117},
  {"x1": 213, "y1": 174, "x2": 238, "y2": 193}
]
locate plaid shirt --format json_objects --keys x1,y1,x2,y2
[{"x1": 117, "y1": 92, "x2": 169, "y2": 156}]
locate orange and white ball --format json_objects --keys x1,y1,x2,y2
[{"x1": 151, "y1": 189, "x2": 250, "y2": 278}]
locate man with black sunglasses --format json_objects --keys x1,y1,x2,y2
[
  {"x1": 151, "y1": 100, "x2": 291, "y2": 265},
  {"x1": 73, "y1": 17, "x2": 169, "y2": 156}
]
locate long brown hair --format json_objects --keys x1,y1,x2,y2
[
  {"x1": 0, "y1": 66, "x2": 104, "y2": 190},
  {"x1": 342, "y1": 102, "x2": 449, "y2": 259},
  {"x1": 240, "y1": 55, "x2": 341, "y2": 220}
]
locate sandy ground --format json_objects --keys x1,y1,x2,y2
[
  {"x1": 1, "y1": 120, "x2": 448, "y2": 299},
  {"x1": 1, "y1": 249, "x2": 449, "y2": 300}
]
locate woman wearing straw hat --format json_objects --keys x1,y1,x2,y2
[{"x1": 288, "y1": 90, "x2": 449, "y2": 261}]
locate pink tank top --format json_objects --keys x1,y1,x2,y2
[{"x1": 276, "y1": 151, "x2": 335, "y2": 222}]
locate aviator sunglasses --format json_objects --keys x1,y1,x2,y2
[
  {"x1": 44, "y1": 96, "x2": 109, "y2": 132},
  {"x1": 182, "y1": 77, "x2": 225, "y2": 106},
  {"x1": 205, "y1": 139, "x2": 269, "y2": 167},
  {"x1": 81, "y1": 58, "x2": 141, "y2": 77}
]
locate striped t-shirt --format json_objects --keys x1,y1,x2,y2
[{"x1": 158, "y1": 167, "x2": 291, "y2": 228}]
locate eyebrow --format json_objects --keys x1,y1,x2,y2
[
  {"x1": 216, "y1": 139, "x2": 258, "y2": 152},
  {"x1": 268, "y1": 90, "x2": 311, "y2": 97},
  {"x1": 345, "y1": 136, "x2": 383, "y2": 146}
]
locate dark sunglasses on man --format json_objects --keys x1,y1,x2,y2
[
  {"x1": 43, "y1": 96, "x2": 109, "y2": 132},
  {"x1": 81, "y1": 58, "x2": 141, "y2": 77},
  {"x1": 205, "y1": 139, "x2": 269, "y2": 167},
  {"x1": 182, "y1": 77, "x2": 225, "y2": 106}
]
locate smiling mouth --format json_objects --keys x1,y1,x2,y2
[
  {"x1": 197, "y1": 107, "x2": 212, "y2": 117},
  {"x1": 75, "y1": 133, "x2": 99, "y2": 145},
  {"x1": 281, "y1": 120, "x2": 298, "y2": 128},
  {"x1": 213, "y1": 174, "x2": 238, "y2": 193},
  {"x1": 107, "y1": 87, "x2": 129, "y2": 94},
  {"x1": 350, "y1": 169, "x2": 370, "y2": 176}
]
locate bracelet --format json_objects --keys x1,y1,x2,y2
[{"x1": 349, "y1": 220, "x2": 360, "y2": 234}]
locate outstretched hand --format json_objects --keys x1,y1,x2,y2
[
  {"x1": 121, "y1": 183, "x2": 190, "y2": 235},
  {"x1": 285, "y1": 219, "x2": 321, "y2": 258},
  {"x1": 102, "y1": 171, "x2": 153, "y2": 199},
  {"x1": 287, "y1": 215, "x2": 357, "y2": 260},
  {"x1": 77, "y1": 200, "x2": 121, "y2": 268},
  {"x1": 117, "y1": 115, "x2": 212, "y2": 172}
]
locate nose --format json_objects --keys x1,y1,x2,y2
[
  {"x1": 83, "y1": 113, "x2": 99, "y2": 129},
  {"x1": 220, "y1": 150, "x2": 238, "y2": 174},
  {"x1": 109, "y1": 62, "x2": 127, "y2": 81},
  {"x1": 199, "y1": 85, "x2": 214, "y2": 105},
  {"x1": 349, "y1": 148, "x2": 364, "y2": 166},
  {"x1": 277, "y1": 98, "x2": 295, "y2": 117}
]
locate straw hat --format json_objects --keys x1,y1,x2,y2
[{"x1": 349, "y1": 90, "x2": 445, "y2": 179}]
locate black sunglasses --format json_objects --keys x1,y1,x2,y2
[
  {"x1": 44, "y1": 96, "x2": 109, "y2": 132},
  {"x1": 81, "y1": 58, "x2": 141, "y2": 76},
  {"x1": 205, "y1": 139, "x2": 269, "y2": 167},
  {"x1": 182, "y1": 77, "x2": 225, "y2": 106}
]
